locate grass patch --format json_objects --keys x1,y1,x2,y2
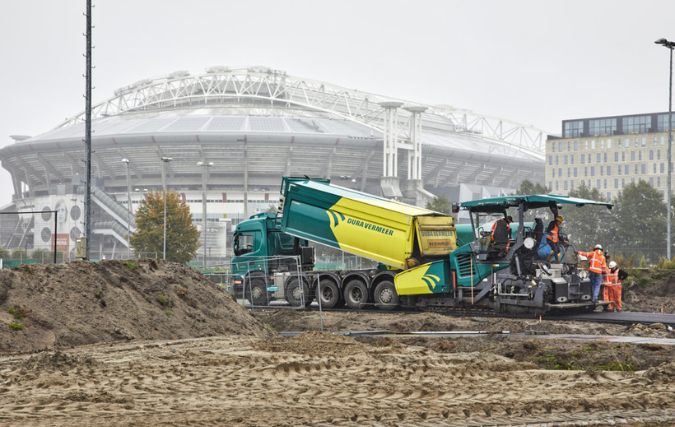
[
  {"x1": 165, "y1": 311, "x2": 172, "y2": 317},
  {"x1": 8, "y1": 322, "x2": 25, "y2": 331},
  {"x1": 157, "y1": 294, "x2": 169, "y2": 306},
  {"x1": 123, "y1": 260, "x2": 138, "y2": 270}
]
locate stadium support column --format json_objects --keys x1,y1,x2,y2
[
  {"x1": 378, "y1": 102, "x2": 404, "y2": 199},
  {"x1": 402, "y1": 106, "x2": 429, "y2": 206}
]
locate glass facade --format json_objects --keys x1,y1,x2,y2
[{"x1": 588, "y1": 118, "x2": 617, "y2": 135}]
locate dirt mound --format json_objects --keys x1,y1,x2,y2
[
  {"x1": 254, "y1": 330, "x2": 371, "y2": 356},
  {"x1": 0, "y1": 259, "x2": 275, "y2": 353},
  {"x1": 623, "y1": 269, "x2": 675, "y2": 313}
]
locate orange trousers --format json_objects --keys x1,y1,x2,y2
[{"x1": 601, "y1": 284, "x2": 622, "y2": 311}]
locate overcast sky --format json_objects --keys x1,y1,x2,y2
[{"x1": 1, "y1": 0, "x2": 674, "y2": 207}]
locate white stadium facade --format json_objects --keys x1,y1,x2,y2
[{"x1": 0, "y1": 66, "x2": 546, "y2": 263}]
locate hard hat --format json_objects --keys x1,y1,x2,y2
[
  {"x1": 594, "y1": 244, "x2": 602, "y2": 250},
  {"x1": 609, "y1": 261, "x2": 617, "y2": 269},
  {"x1": 556, "y1": 216, "x2": 564, "y2": 223}
]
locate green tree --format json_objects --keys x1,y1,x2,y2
[
  {"x1": 130, "y1": 190, "x2": 201, "y2": 264},
  {"x1": 425, "y1": 194, "x2": 452, "y2": 214},
  {"x1": 609, "y1": 180, "x2": 666, "y2": 262},
  {"x1": 563, "y1": 184, "x2": 612, "y2": 251},
  {"x1": 514, "y1": 180, "x2": 549, "y2": 196}
]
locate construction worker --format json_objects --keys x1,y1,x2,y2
[
  {"x1": 546, "y1": 216, "x2": 564, "y2": 262},
  {"x1": 576, "y1": 244, "x2": 606, "y2": 303},
  {"x1": 602, "y1": 261, "x2": 628, "y2": 311},
  {"x1": 490, "y1": 215, "x2": 513, "y2": 254}
]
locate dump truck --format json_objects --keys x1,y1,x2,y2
[{"x1": 231, "y1": 176, "x2": 613, "y2": 314}]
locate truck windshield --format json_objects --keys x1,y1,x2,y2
[{"x1": 234, "y1": 234, "x2": 255, "y2": 256}]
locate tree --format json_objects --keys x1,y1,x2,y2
[
  {"x1": 130, "y1": 190, "x2": 201, "y2": 264},
  {"x1": 514, "y1": 180, "x2": 549, "y2": 196},
  {"x1": 426, "y1": 194, "x2": 452, "y2": 214},
  {"x1": 609, "y1": 180, "x2": 667, "y2": 262},
  {"x1": 563, "y1": 184, "x2": 612, "y2": 251}
]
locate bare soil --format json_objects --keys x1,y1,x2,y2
[{"x1": 0, "y1": 260, "x2": 674, "y2": 426}]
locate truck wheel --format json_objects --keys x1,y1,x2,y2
[
  {"x1": 247, "y1": 278, "x2": 268, "y2": 306},
  {"x1": 286, "y1": 278, "x2": 312, "y2": 307},
  {"x1": 317, "y1": 279, "x2": 341, "y2": 308},
  {"x1": 374, "y1": 280, "x2": 399, "y2": 310},
  {"x1": 344, "y1": 280, "x2": 369, "y2": 309}
]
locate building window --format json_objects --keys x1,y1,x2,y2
[
  {"x1": 567, "y1": 168, "x2": 571, "y2": 177},
  {"x1": 600, "y1": 166, "x2": 604, "y2": 176},
  {"x1": 585, "y1": 141, "x2": 589, "y2": 150},
  {"x1": 571, "y1": 154, "x2": 574, "y2": 164},
  {"x1": 548, "y1": 156, "x2": 552, "y2": 165},
  {"x1": 591, "y1": 166, "x2": 595, "y2": 176},
  {"x1": 584, "y1": 167, "x2": 588, "y2": 177},
  {"x1": 657, "y1": 113, "x2": 675, "y2": 131},
  {"x1": 564, "y1": 120, "x2": 584, "y2": 138},
  {"x1": 607, "y1": 166, "x2": 611, "y2": 175},
  {"x1": 658, "y1": 177, "x2": 661, "y2": 187},
  {"x1": 604, "y1": 153, "x2": 607, "y2": 162},
  {"x1": 607, "y1": 192, "x2": 611, "y2": 201},
  {"x1": 574, "y1": 141, "x2": 578, "y2": 151},
  {"x1": 607, "y1": 139, "x2": 612, "y2": 149},
  {"x1": 618, "y1": 166, "x2": 621, "y2": 175},
  {"x1": 642, "y1": 137, "x2": 646, "y2": 147},
  {"x1": 614, "y1": 152, "x2": 618, "y2": 162},
  {"x1": 654, "y1": 164, "x2": 657, "y2": 173},
  {"x1": 639, "y1": 151, "x2": 642, "y2": 161},
  {"x1": 556, "y1": 156, "x2": 559, "y2": 165},
  {"x1": 614, "y1": 178, "x2": 618, "y2": 188},
  {"x1": 589, "y1": 118, "x2": 617, "y2": 135},
  {"x1": 604, "y1": 179, "x2": 607, "y2": 189},
  {"x1": 574, "y1": 167, "x2": 578, "y2": 177},
  {"x1": 658, "y1": 149, "x2": 661, "y2": 160},
  {"x1": 635, "y1": 164, "x2": 638, "y2": 174},
  {"x1": 622, "y1": 152, "x2": 625, "y2": 162},
  {"x1": 625, "y1": 165, "x2": 629, "y2": 174},
  {"x1": 564, "y1": 181, "x2": 568, "y2": 190},
  {"x1": 588, "y1": 154, "x2": 591, "y2": 163},
  {"x1": 622, "y1": 115, "x2": 651, "y2": 133},
  {"x1": 662, "y1": 135, "x2": 666, "y2": 146},
  {"x1": 552, "y1": 169, "x2": 556, "y2": 178},
  {"x1": 650, "y1": 150, "x2": 654, "y2": 160},
  {"x1": 631, "y1": 151, "x2": 635, "y2": 161},
  {"x1": 654, "y1": 136, "x2": 658, "y2": 145},
  {"x1": 597, "y1": 179, "x2": 601, "y2": 188},
  {"x1": 596, "y1": 153, "x2": 601, "y2": 163},
  {"x1": 567, "y1": 141, "x2": 571, "y2": 151},
  {"x1": 650, "y1": 177, "x2": 654, "y2": 186},
  {"x1": 581, "y1": 155, "x2": 585, "y2": 164},
  {"x1": 601, "y1": 139, "x2": 605, "y2": 150},
  {"x1": 549, "y1": 181, "x2": 552, "y2": 191},
  {"x1": 571, "y1": 180, "x2": 575, "y2": 190},
  {"x1": 558, "y1": 168, "x2": 562, "y2": 177},
  {"x1": 662, "y1": 163, "x2": 665, "y2": 173},
  {"x1": 556, "y1": 181, "x2": 559, "y2": 191},
  {"x1": 622, "y1": 178, "x2": 625, "y2": 187},
  {"x1": 552, "y1": 142, "x2": 556, "y2": 152},
  {"x1": 641, "y1": 164, "x2": 646, "y2": 174},
  {"x1": 618, "y1": 138, "x2": 622, "y2": 148},
  {"x1": 591, "y1": 140, "x2": 596, "y2": 149},
  {"x1": 564, "y1": 155, "x2": 568, "y2": 165}
]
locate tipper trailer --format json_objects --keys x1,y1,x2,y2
[{"x1": 231, "y1": 177, "x2": 613, "y2": 314}]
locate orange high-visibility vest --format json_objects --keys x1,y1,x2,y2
[
  {"x1": 607, "y1": 270, "x2": 620, "y2": 285},
  {"x1": 547, "y1": 223, "x2": 559, "y2": 243},
  {"x1": 579, "y1": 249, "x2": 605, "y2": 273}
]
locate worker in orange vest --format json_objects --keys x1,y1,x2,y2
[
  {"x1": 602, "y1": 261, "x2": 627, "y2": 312},
  {"x1": 545, "y1": 216, "x2": 564, "y2": 262},
  {"x1": 576, "y1": 244, "x2": 606, "y2": 303}
]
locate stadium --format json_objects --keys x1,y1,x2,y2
[{"x1": 0, "y1": 66, "x2": 546, "y2": 263}]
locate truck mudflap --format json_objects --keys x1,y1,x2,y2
[{"x1": 394, "y1": 260, "x2": 451, "y2": 296}]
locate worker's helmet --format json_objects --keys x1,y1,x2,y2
[
  {"x1": 609, "y1": 261, "x2": 617, "y2": 269},
  {"x1": 594, "y1": 244, "x2": 602, "y2": 250},
  {"x1": 556, "y1": 216, "x2": 564, "y2": 223}
]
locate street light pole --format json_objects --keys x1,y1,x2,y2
[
  {"x1": 656, "y1": 38, "x2": 675, "y2": 259},
  {"x1": 198, "y1": 161, "x2": 214, "y2": 268},
  {"x1": 161, "y1": 157, "x2": 173, "y2": 260},
  {"x1": 122, "y1": 158, "x2": 131, "y2": 258}
]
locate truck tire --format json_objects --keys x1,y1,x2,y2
[
  {"x1": 343, "y1": 280, "x2": 369, "y2": 309},
  {"x1": 286, "y1": 278, "x2": 312, "y2": 307},
  {"x1": 246, "y1": 278, "x2": 268, "y2": 306},
  {"x1": 317, "y1": 279, "x2": 341, "y2": 309},
  {"x1": 373, "y1": 280, "x2": 399, "y2": 310}
]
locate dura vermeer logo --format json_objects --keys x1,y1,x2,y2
[{"x1": 327, "y1": 210, "x2": 394, "y2": 236}]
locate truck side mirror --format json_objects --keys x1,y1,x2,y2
[{"x1": 451, "y1": 201, "x2": 459, "y2": 213}]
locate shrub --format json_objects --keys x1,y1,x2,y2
[{"x1": 640, "y1": 255, "x2": 647, "y2": 268}]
